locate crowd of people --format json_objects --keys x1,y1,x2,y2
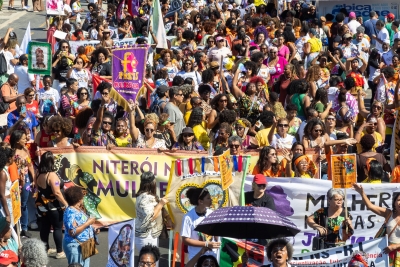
[{"x1": 1, "y1": 0, "x2": 400, "y2": 265}]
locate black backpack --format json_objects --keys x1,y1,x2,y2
[{"x1": 0, "y1": 53, "x2": 7, "y2": 76}]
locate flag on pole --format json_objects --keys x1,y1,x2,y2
[
  {"x1": 116, "y1": 0, "x2": 125, "y2": 21},
  {"x1": 149, "y1": 0, "x2": 168, "y2": 49},
  {"x1": 20, "y1": 22, "x2": 31, "y2": 55}
]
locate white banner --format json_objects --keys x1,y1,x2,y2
[
  {"x1": 290, "y1": 236, "x2": 388, "y2": 267},
  {"x1": 244, "y1": 177, "x2": 398, "y2": 254},
  {"x1": 107, "y1": 220, "x2": 135, "y2": 267},
  {"x1": 69, "y1": 38, "x2": 138, "y2": 55}
]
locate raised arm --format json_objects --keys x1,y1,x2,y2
[
  {"x1": 353, "y1": 183, "x2": 390, "y2": 217},
  {"x1": 357, "y1": 90, "x2": 369, "y2": 118},
  {"x1": 128, "y1": 101, "x2": 140, "y2": 142},
  {"x1": 231, "y1": 68, "x2": 245, "y2": 99}
]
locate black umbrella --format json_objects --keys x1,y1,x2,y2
[{"x1": 195, "y1": 206, "x2": 300, "y2": 239}]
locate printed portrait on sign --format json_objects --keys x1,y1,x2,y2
[{"x1": 31, "y1": 46, "x2": 47, "y2": 69}]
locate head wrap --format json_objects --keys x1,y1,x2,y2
[{"x1": 348, "y1": 251, "x2": 368, "y2": 267}]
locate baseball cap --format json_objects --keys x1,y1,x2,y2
[
  {"x1": 386, "y1": 13, "x2": 395, "y2": 20},
  {"x1": 253, "y1": 174, "x2": 267, "y2": 185},
  {"x1": 0, "y1": 250, "x2": 18, "y2": 266},
  {"x1": 157, "y1": 85, "x2": 169, "y2": 93},
  {"x1": 181, "y1": 127, "x2": 194, "y2": 134},
  {"x1": 215, "y1": 36, "x2": 225, "y2": 41},
  {"x1": 393, "y1": 20, "x2": 400, "y2": 28},
  {"x1": 349, "y1": 12, "x2": 356, "y2": 19}
]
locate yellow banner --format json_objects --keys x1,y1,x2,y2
[
  {"x1": 10, "y1": 181, "x2": 21, "y2": 224},
  {"x1": 331, "y1": 153, "x2": 357, "y2": 188}
]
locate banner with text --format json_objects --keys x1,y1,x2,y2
[
  {"x1": 69, "y1": 38, "x2": 138, "y2": 55},
  {"x1": 112, "y1": 47, "x2": 147, "y2": 102},
  {"x1": 220, "y1": 236, "x2": 388, "y2": 266},
  {"x1": 244, "y1": 176, "x2": 399, "y2": 254}
]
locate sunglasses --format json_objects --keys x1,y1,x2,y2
[
  {"x1": 101, "y1": 92, "x2": 109, "y2": 95},
  {"x1": 185, "y1": 63, "x2": 192, "y2": 65},
  {"x1": 278, "y1": 124, "x2": 289, "y2": 128},
  {"x1": 218, "y1": 39, "x2": 224, "y2": 42},
  {"x1": 53, "y1": 129, "x2": 61, "y2": 133},
  {"x1": 256, "y1": 184, "x2": 266, "y2": 188},
  {"x1": 176, "y1": 93, "x2": 183, "y2": 96},
  {"x1": 27, "y1": 94, "x2": 35, "y2": 97},
  {"x1": 230, "y1": 144, "x2": 240, "y2": 148},
  {"x1": 314, "y1": 129, "x2": 323, "y2": 133},
  {"x1": 208, "y1": 40, "x2": 215, "y2": 43},
  {"x1": 103, "y1": 121, "x2": 112, "y2": 125},
  {"x1": 145, "y1": 128, "x2": 155, "y2": 133},
  {"x1": 62, "y1": 46, "x2": 69, "y2": 48},
  {"x1": 372, "y1": 105, "x2": 382, "y2": 110},
  {"x1": 80, "y1": 92, "x2": 88, "y2": 95},
  {"x1": 269, "y1": 51, "x2": 277, "y2": 54},
  {"x1": 183, "y1": 134, "x2": 194, "y2": 137},
  {"x1": 219, "y1": 99, "x2": 227, "y2": 103}
]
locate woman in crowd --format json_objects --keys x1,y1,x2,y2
[
  {"x1": 233, "y1": 118, "x2": 255, "y2": 149},
  {"x1": 252, "y1": 146, "x2": 286, "y2": 177},
  {"x1": 63, "y1": 186, "x2": 99, "y2": 267},
  {"x1": 312, "y1": 88, "x2": 332, "y2": 119},
  {"x1": 277, "y1": 64, "x2": 298, "y2": 104},
  {"x1": 265, "y1": 46, "x2": 287, "y2": 87},
  {"x1": 231, "y1": 81, "x2": 263, "y2": 125},
  {"x1": 306, "y1": 188, "x2": 353, "y2": 248},
  {"x1": 61, "y1": 78, "x2": 78, "y2": 120},
  {"x1": 276, "y1": 34, "x2": 290, "y2": 61},
  {"x1": 36, "y1": 151, "x2": 68, "y2": 258},
  {"x1": 186, "y1": 247, "x2": 220, "y2": 267},
  {"x1": 52, "y1": 40, "x2": 75, "y2": 65},
  {"x1": 212, "y1": 122, "x2": 232, "y2": 151},
  {"x1": 135, "y1": 171, "x2": 169, "y2": 252},
  {"x1": 289, "y1": 79, "x2": 310, "y2": 121},
  {"x1": 208, "y1": 94, "x2": 231, "y2": 136},
  {"x1": 10, "y1": 130, "x2": 35, "y2": 238},
  {"x1": 286, "y1": 103, "x2": 302, "y2": 137},
  {"x1": 283, "y1": 153, "x2": 317, "y2": 178},
  {"x1": 181, "y1": 187, "x2": 220, "y2": 261},
  {"x1": 47, "y1": 116, "x2": 74, "y2": 147},
  {"x1": 114, "y1": 118, "x2": 132, "y2": 147},
  {"x1": 355, "y1": 115, "x2": 384, "y2": 153},
  {"x1": 173, "y1": 127, "x2": 205, "y2": 151},
  {"x1": 353, "y1": 183, "x2": 400, "y2": 264},
  {"x1": 73, "y1": 87, "x2": 91, "y2": 114},
  {"x1": 0, "y1": 147, "x2": 14, "y2": 227},
  {"x1": 91, "y1": 91, "x2": 117, "y2": 147},
  {"x1": 154, "y1": 113, "x2": 177, "y2": 150},
  {"x1": 188, "y1": 107, "x2": 210, "y2": 150},
  {"x1": 34, "y1": 115, "x2": 53, "y2": 148},
  {"x1": 266, "y1": 238, "x2": 294, "y2": 267},
  {"x1": 156, "y1": 49, "x2": 180, "y2": 81},
  {"x1": 303, "y1": 118, "x2": 329, "y2": 149},
  {"x1": 91, "y1": 47, "x2": 112, "y2": 79},
  {"x1": 20, "y1": 239, "x2": 49, "y2": 267},
  {"x1": 138, "y1": 245, "x2": 161, "y2": 267},
  {"x1": 24, "y1": 88, "x2": 39, "y2": 117},
  {"x1": 268, "y1": 118, "x2": 295, "y2": 149},
  {"x1": 67, "y1": 57, "x2": 90, "y2": 89}
]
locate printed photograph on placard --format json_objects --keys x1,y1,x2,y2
[{"x1": 27, "y1": 42, "x2": 52, "y2": 75}]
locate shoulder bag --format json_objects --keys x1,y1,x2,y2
[
  {"x1": 374, "y1": 210, "x2": 393, "y2": 238},
  {"x1": 75, "y1": 235, "x2": 98, "y2": 260},
  {"x1": 312, "y1": 213, "x2": 328, "y2": 251}
]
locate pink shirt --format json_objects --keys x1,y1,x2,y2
[{"x1": 278, "y1": 45, "x2": 290, "y2": 59}]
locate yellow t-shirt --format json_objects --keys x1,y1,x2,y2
[
  {"x1": 184, "y1": 110, "x2": 192, "y2": 125},
  {"x1": 115, "y1": 134, "x2": 132, "y2": 147},
  {"x1": 356, "y1": 131, "x2": 383, "y2": 154},
  {"x1": 255, "y1": 127, "x2": 272, "y2": 147},
  {"x1": 193, "y1": 124, "x2": 210, "y2": 150},
  {"x1": 307, "y1": 37, "x2": 322, "y2": 53},
  {"x1": 290, "y1": 171, "x2": 312, "y2": 178}
]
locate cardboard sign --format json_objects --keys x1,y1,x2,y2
[{"x1": 330, "y1": 154, "x2": 357, "y2": 188}]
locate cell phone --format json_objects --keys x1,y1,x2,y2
[{"x1": 21, "y1": 106, "x2": 26, "y2": 114}]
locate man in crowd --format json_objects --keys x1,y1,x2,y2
[
  {"x1": 14, "y1": 55, "x2": 35, "y2": 94},
  {"x1": 0, "y1": 74, "x2": 20, "y2": 114}
]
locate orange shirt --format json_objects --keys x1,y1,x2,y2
[
  {"x1": 1, "y1": 83, "x2": 17, "y2": 113},
  {"x1": 252, "y1": 159, "x2": 287, "y2": 177},
  {"x1": 391, "y1": 166, "x2": 400, "y2": 183},
  {"x1": 8, "y1": 162, "x2": 19, "y2": 183}
]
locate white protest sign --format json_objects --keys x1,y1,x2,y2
[
  {"x1": 69, "y1": 38, "x2": 138, "y2": 55},
  {"x1": 46, "y1": 0, "x2": 64, "y2": 15},
  {"x1": 244, "y1": 177, "x2": 400, "y2": 254}
]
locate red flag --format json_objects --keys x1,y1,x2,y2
[{"x1": 92, "y1": 74, "x2": 111, "y2": 99}]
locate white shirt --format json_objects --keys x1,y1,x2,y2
[
  {"x1": 207, "y1": 46, "x2": 232, "y2": 63},
  {"x1": 181, "y1": 208, "x2": 218, "y2": 260},
  {"x1": 376, "y1": 27, "x2": 390, "y2": 52},
  {"x1": 176, "y1": 71, "x2": 202, "y2": 90},
  {"x1": 393, "y1": 31, "x2": 400, "y2": 42},
  {"x1": 38, "y1": 87, "x2": 60, "y2": 115},
  {"x1": 382, "y1": 49, "x2": 394, "y2": 66},
  {"x1": 69, "y1": 68, "x2": 89, "y2": 88},
  {"x1": 270, "y1": 134, "x2": 296, "y2": 149},
  {"x1": 14, "y1": 65, "x2": 35, "y2": 94},
  {"x1": 0, "y1": 50, "x2": 15, "y2": 75},
  {"x1": 347, "y1": 20, "x2": 361, "y2": 34}
]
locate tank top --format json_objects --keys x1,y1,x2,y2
[
  {"x1": 291, "y1": 93, "x2": 306, "y2": 117},
  {"x1": 2, "y1": 167, "x2": 11, "y2": 196},
  {"x1": 37, "y1": 173, "x2": 65, "y2": 210},
  {"x1": 387, "y1": 215, "x2": 400, "y2": 244},
  {"x1": 51, "y1": 138, "x2": 73, "y2": 147}
]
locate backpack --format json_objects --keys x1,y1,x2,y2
[
  {"x1": 0, "y1": 52, "x2": 7, "y2": 76},
  {"x1": 150, "y1": 99, "x2": 167, "y2": 116}
]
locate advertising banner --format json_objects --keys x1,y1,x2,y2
[
  {"x1": 220, "y1": 236, "x2": 388, "y2": 266},
  {"x1": 318, "y1": 1, "x2": 399, "y2": 21},
  {"x1": 107, "y1": 220, "x2": 135, "y2": 267},
  {"x1": 244, "y1": 176, "x2": 399, "y2": 254},
  {"x1": 112, "y1": 47, "x2": 148, "y2": 102}
]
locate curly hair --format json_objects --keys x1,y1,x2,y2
[
  {"x1": 344, "y1": 76, "x2": 356, "y2": 90},
  {"x1": 154, "y1": 69, "x2": 168, "y2": 80},
  {"x1": 219, "y1": 122, "x2": 232, "y2": 135},
  {"x1": 145, "y1": 113, "x2": 160, "y2": 125},
  {"x1": 160, "y1": 49, "x2": 174, "y2": 60},
  {"x1": 219, "y1": 110, "x2": 237, "y2": 124},
  {"x1": 48, "y1": 116, "x2": 73, "y2": 137},
  {"x1": 266, "y1": 238, "x2": 294, "y2": 261},
  {"x1": 243, "y1": 61, "x2": 258, "y2": 76},
  {"x1": 287, "y1": 79, "x2": 309, "y2": 95},
  {"x1": 259, "y1": 110, "x2": 275, "y2": 127},
  {"x1": 360, "y1": 134, "x2": 375, "y2": 151},
  {"x1": 180, "y1": 84, "x2": 194, "y2": 98},
  {"x1": 203, "y1": 21, "x2": 217, "y2": 34},
  {"x1": 256, "y1": 146, "x2": 280, "y2": 175},
  {"x1": 304, "y1": 118, "x2": 326, "y2": 137},
  {"x1": 21, "y1": 238, "x2": 48, "y2": 267},
  {"x1": 64, "y1": 186, "x2": 84, "y2": 206},
  {"x1": 285, "y1": 103, "x2": 298, "y2": 112},
  {"x1": 202, "y1": 69, "x2": 215, "y2": 84},
  {"x1": 182, "y1": 30, "x2": 195, "y2": 40},
  {"x1": 188, "y1": 107, "x2": 204, "y2": 128},
  {"x1": 144, "y1": 119, "x2": 157, "y2": 129},
  {"x1": 211, "y1": 94, "x2": 233, "y2": 110},
  {"x1": 250, "y1": 51, "x2": 265, "y2": 64},
  {"x1": 138, "y1": 244, "x2": 161, "y2": 264},
  {"x1": 306, "y1": 65, "x2": 321, "y2": 82},
  {"x1": 197, "y1": 255, "x2": 220, "y2": 267}
]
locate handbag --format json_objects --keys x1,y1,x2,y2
[
  {"x1": 311, "y1": 212, "x2": 328, "y2": 251},
  {"x1": 75, "y1": 237, "x2": 98, "y2": 260},
  {"x1": 159, "y1": 207, "x2": 173, "y2": 239},
  {"x1": 374, "y1": 211, "x2": 393, "y2": 238}
]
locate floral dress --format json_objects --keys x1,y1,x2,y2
[
  {"x1": 90, "y1": 129, "x2": 117, "y2": 147},
  {"x1": 313, "y1": 207, "x2": 353, "y2": 247},
  {"x1": 132, "y1": 133, "x2": 167, "y2": 149}
]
